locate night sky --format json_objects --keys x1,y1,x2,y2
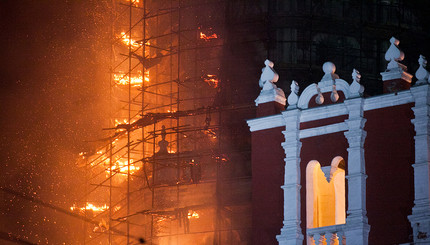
[{"x1": 0, "y1": 1, "x2": 112, "y2": 243}]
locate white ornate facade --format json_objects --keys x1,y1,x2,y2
[{"x1": 248, "y1": 37, "x2": 430, "y2": 244}]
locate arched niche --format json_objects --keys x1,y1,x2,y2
[{"x1": 306, "y1": 157, "x2": 346, "y2": 229}]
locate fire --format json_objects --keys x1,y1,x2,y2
[
  {"x1": 113, "y1": 70, "x2": 149, "y2": 87},
  {"x1": 70, "y1": 203, "x2": 109, "y2": 213},
  {"x1": 106, "y1": 159, "x2": 141, "y2": 175},
  {"x1": 125, "y1": 0, "x2": 140, "y2": 6},
  {"x1": 202, "y1": 74, "x2": 219, "y2": 88},
  {"x1": 119, "y1": 31, "x2": 141, "y2": 49},
  {"x1": 199, "y1": 32, "x2": 218, "y2": 41},
  {"x1": 187, "y1": 210, "x2": 199, "y2": 219}
]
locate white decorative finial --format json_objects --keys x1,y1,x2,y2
[
  {"x1": 287, "y1": 80, "x2": 299, "y2": 108},
  {"x1": 315, "y1": 85, "x2": 324, "y2": 105},
  {"x1": 385, "y1": 37, "x2": 405, "y2": 70},
  {"x1": 350, "y1": 69, "x2": 364, "y2": 97},
  {"x1": 415, "y1": 55, "x2": 429, "y2": 85},
  {"x1": 331, "y1": 83, "x2": 339, "y2": 102},
  {"x1": 259, "y1": 59, "x2": 279, "y2": 90},
  {"x1": 320, "y1": 61, "x2": 339, "y2": 82},
  {"x1": 255, "y1": 59, "x2": 286, "y2": 106}
]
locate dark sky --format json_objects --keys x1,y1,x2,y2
[{"x1": 0, "y1": 1, "x2": 112, "y2": 243}]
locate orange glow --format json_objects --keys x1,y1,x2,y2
[
  {"x1": 199, "y1": 32, "x2": 218, "y2": 41},
  {"x1": 119, "y1": 31, "x2": 141, "y2": 49},
  {"x1": 114, "y1": 118, "x2": 137, "y2": 127},
  {"x1": 202, "y1": 74, "x2": 219, "y2": 88},
  {"x1": 70, "y1": 203, "x2": 110, "y2": 213},
  {"x1": 204, "y1": 129, "x2": 217, "y2": 139},
  {"x1": 113, "y1": 70, "x2": 149, "y2": 87},
  {"x1": 106, "y1": 159, "x2": 140, "y2": 175},
  {"x1": 187, "y1": 210, "x2": 199, "y2": 219},
  {"x1": 125, "y1": 0, "x2": 140, "y2": 6}
]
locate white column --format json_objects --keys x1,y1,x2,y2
[
  {"x1": 409, "y1": 84, "x2": 430, "y2": 243},
  {"x1": 277, "y1": 109, "x2": 304, "y2": 245},
  {"x1": 343, "y1": 98, "x2": 370, "y2": 245}
]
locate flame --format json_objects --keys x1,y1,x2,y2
[
  {"x1": 114, "y1": 118, "x2": 129, "y2": 127},
  {"x1": 113, "y1": 70, "x2": 149, "y2": 87},
  {"x1": 187, "y1": 210, "x2": 199, "y2": 219},
  {"x1": 119, "y1": 31, "x2": 141, "y2": 49},
  {"x1": 199, "y1": 32, "x2": 218, "y2": 41},
  {"x1": 202, "y1": 74, "x2": 219, "y2": 88},
  {"x1": 125, "y1": 0, "x2": 140, "y2": 6},
  {"x1": 106, "y1": 159, "x2": 141, "y2": 175},
  {"x1": 70, "y1": 203, "x2": 110, "y2": 213}
]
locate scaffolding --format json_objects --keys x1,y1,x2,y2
[
  {"x1": 70, "y1": 1, "x2": 430, "y2": 244},
  {"x1": 73, "y1": 0, "x2": 253, "y2": 244}
]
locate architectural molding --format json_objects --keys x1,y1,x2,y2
[
  {"x1": 246, "y1": 114, "x2": 285, "y2": 132},
  {"x1": 408, "y1": 84, "x2": 430, "y2": 243},
  {"x1": 343, "y1": 98, "x2": 370, "y2": 245},
  {"x1": 277, "y1": 109, "x2": 304, "y2": 245},
  {"x1": 363, "y1": 90, "x2": 413, "y2": 111},
  {"x1": 299, "y1": 122, "x2": 347, "y2": 139},
  {"x1": 297, "y1": 79, "x2": 350, "y2": 109},
  {"x1": 300, "y1": 103, "x2": 348, "y2": 122}
]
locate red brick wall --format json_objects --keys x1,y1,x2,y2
[
  {"x1": 364, "y1": 103, "x2": 415, "y2": 244},
  {"x1": 251, "y1": 126, "x2": 285, "y2": 245}
]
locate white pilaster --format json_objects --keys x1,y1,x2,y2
[
  {"x1": 277, "y1": 108, "x2": 304, "y2": 245},
  {"x1": 409, "y1": 84, "x2": 430, "y2": 243},
  {"x1": 343, "y1": 98, "x2": 370, "y2": 245}
]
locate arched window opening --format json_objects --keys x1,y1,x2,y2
[{"x1": 306, "y1": 157, "x2": 346, "y2": 229}]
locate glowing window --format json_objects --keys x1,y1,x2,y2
[{"x1": 306, "y1": 157, "x2": 346, "y2": 229}]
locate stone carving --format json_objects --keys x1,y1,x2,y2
[
  {"x1": 350, "y1": 69, "x2": 364, "y2": 97},
  {"x1": 331, "y1": 84, "x2": 339, "y2": 102},
  {"x1": 287, "y1": 80, "x2": 299, "y2": 108},
  {"x1": 316, "y1": 85, "x2": 324, "y2": 105},
  {"x1": 255, "y1": 59, "x2": 286, "y2": 106},
  {"x1": 259, "y1": 59, "x2": 279, "y2": 89},
  {"x1": 321, "y1": 61, "x2": 339, "y2": 83},
  {"x1": 416, "y1": 55, "x2": 429, "y2": 85},
  {"x1": 385, "y1": 37, "x2": 405, "y2": 71}
]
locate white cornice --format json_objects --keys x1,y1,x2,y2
[
  {"x1": 300, "y1": 103, "x2": 348, "y2": 122},
  {"x1": 246, "y1": 114, "x2": 285, "y2": 132},
  {"x1": 299, "y1": 122, "x2": 347, "y2": 139},
  {"x1": 363, "y1": 90, "x2": 413, "y2": 111}
]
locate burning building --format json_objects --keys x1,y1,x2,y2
[
  {"x1": 2, "y1": 0, "x2": 429, "y2": 244},
  {"x1": 71, "y1": 0, "x2": 430, "y2": 244}
]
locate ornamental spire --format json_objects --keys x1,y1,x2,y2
[
  {"x1": 287, "y1": 80, "x2": 299, "y2": 108},
  {"x1": 349, "y1": 69, "x2": 364, "y2": 97},
  {"x1": 320, "y1": 61, "x2": 339, "y2": 83},
  {"x1": 415, "y1": 55, "x2": 429, "y2": 85},
  {"x1": 385, "y1": 37, "x2": 405, "y2": 71}
]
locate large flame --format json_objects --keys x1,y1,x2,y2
[
  {"x1": 106, "y1": 159, "x2": 141, "y2": 175},
  {"x1": 70, "y1": 203, "x2": 109, "y2": 213},
  {"x1": 113, "y1": 70, "x2": 149, "y2": 87},
  {"x1": 119, "y1": 31, "x2": 142, "y2": 49}
]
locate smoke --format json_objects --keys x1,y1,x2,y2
[{"x1": 0, "y1": 1, "x2": 112, "y2": 243}]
